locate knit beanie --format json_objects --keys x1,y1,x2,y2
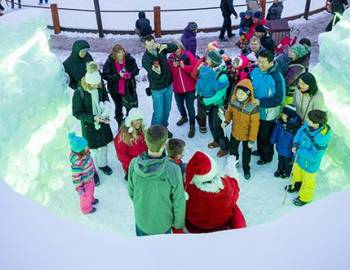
[
  {"x1": 290, "y1": 44, "x2": 309, "y2": 59},
  {"x1": 207, "y1": 49, "x2": 224, "y2": 66},
  {"x1": 253, "y1": 10, "x2": 263, "y2": 19},
  {"x1": 68, "y1": 132, "x2": 88, "y2": 153},
  {"x1": 124, "y1": 108, "x2": 145, "y2": 133},
  {"x1": 187, "y1": 21, "x2": 198, "y2": 31}
]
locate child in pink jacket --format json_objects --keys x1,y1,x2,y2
[{"x1": 68, "y1": 132, "x2": 99, "y2": 214}]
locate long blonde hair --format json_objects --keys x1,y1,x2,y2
[{"x1": 118, "y1": 121, "x2": 145, "y2": 146}]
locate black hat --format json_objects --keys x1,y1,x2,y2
[{"x1": 282, "y1": 105, "x2": 297, "y2": 118}]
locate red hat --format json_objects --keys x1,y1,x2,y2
[{"x1": 185, "y1": 151, "x2": 222, "y2": 189}]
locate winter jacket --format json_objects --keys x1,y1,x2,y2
[
  {"x1": 181, "y1": 26, "x2": 197, "y2": 56},
  {"x1": 142, "y1": 43, "x2": 178, "y2": 90},
  {"x1": 196, "y1": 66, "x2": 228, "y2": 98},
  {"x1": 266, "y1": 2, "x2": 284, "y2": 20},
  {"x1": 276, "y1": 52, "x2": 309, "y2": 76},
  {"x1": 102, "y1": 54, "x2": 139, "y2": 110},
  {"x1": 220, "y1": 0, "x2": 238, "y2": 17},
  {"x1": 70, "y1": 151, "x2": 96, "y2": 190},
  {"x1": 63, "y1": 40, "x2": 93, "y2": 90},
  {"x1": 135, "y1": 11, "x2": 153, "y2": 36},
  {"x1": 244, "y1": 18, "x2": 267, "y2": 40},
  {"x1": 72, "y1": 86, "x2": 113, "y2": 149},
  {"x1": 167, "y1": 50, "x2": 197, "y2": 94},
  {"x1": 185, "y1": 176, "x2": 246, "y2": 233},
  {"x1": 270, "y1": 117, "x2": 301, "y2": 158},
  {"x1": 128, "y1": 153, "x2": 186, "y2": 235},
  {"x1": 285, "y1": 64, "x2": 306, "y2": 98},
  {"x1": 328, "y1": 0, "x2": 348, "y2": 14},
  {"x1": 114, "y1": 132, "x2": 147, "y2": 172},
  {"x1": 293, "y1": 123, "x2": 332, "y2": 173},
  {"x1": 225, "y1": 79, "x2": 260, "y2": 142},
  {"x1": 203, "y1": 64, "x2": 230, "y2": 106},
  {"x1": 250, "y1": 64, "x2": 286, "y2": 121},
  {"x1": 293, "y1": 89, "x2": 325, "y2": 122}
]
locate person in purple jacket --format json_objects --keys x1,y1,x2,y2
[{"x1": 181, "y1": 22, "x2": 198, "y2": 57}]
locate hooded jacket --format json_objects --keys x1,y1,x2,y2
[
  {"x1": 135, "y1": 11, "x2": 152, "y2": 37},
  {"x1": 266, "y1": 2, "x2": 284, "y2": 20},
  {"x1": 250, "y1": 63, "x2": 286, "y2": 121},
  {"x1": 181, "y1": 25, "x2": 197, "y2": 56},
  {"x1": 225, "y1": 79, "x2": 260, "y2": 141},
  {"x1": 167, "y1": 50, "x2": 197, "y2": 94},
  {"x1": 128, "y1": 153, "x2": 186, "y2": 235},
  {"x1": 293, "y1": 123, "x2": 332, "y2": 173},
  {"x1": 196, "y1": 66, "x2": 228, "y2": 98},
  {"x1": 63, "y1": 40, "x2": 93, "y2": 90}
]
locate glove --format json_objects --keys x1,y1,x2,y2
[
  {"x1": 145, "y1": 87, "x2": 152, "y2": 97},
  {"x1": 123, "y1": 72, "x2": 131, "y2": 80},
  {"x1": 172, "y1": 227, "x2": 184, "y2": 234},
  {"x1": 248, "y1": 141, "x2": 255, "y2": 149},
  {"x1": 76, "y1": 186, "x2": 85, "y2": 195}
]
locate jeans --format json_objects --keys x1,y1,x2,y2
[
  {"x1": 229, "y1": 136, "x2": 252, "y2": 173},
  {"x1": 135, "y1": 225, "x2": 172, "y2": 236},
  {"x1": 151, "y1": 85, "x2": 173, "y2": 127},
  {"x1": 257, "y1": 120, "x2": 275, "y2": 162},
  {"x1": 208, "y1": 105, "x2": 228, "y2": 151},
  {"x1": 91, "y1": 146, "x2": 108, "y2": 168},
  {"x1": 220, "y1": 15, "x2": 232, "y2": 38},
  {"x1": 174, "y1": 91, "x2": 196, "y2": 125}
]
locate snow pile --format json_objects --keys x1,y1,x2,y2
[
  {"x1": 0, "y1": 10, "x2": 72, "y2": 206},
  {"x1": 311, "y1": 9, "x2": 350, "y2": 194}
]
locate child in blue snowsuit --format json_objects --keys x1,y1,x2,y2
[
  {"x1": 196, "y1": 65, "x2": 227, "y2": 98},
  {"x1": 270, "y1": 105, "x2": 301, "y2": 178},
  {"x1": 286, "y1": 110, "x2": 331, "y2": 206}
]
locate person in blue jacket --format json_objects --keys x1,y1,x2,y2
[
  {"x1": 286, "y1": 110, "x2": 331, "y2": 206},
  {"x1": 270, "y1": 105, "x2": 301, "y2": 178},
  {"x1": 250, "y1": 49, "x2": 286, "y2": 165}
]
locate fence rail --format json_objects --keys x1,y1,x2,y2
[{"x1": 6, "y1": 0, "x2": 327, "y2": 38}]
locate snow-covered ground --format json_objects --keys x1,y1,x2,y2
[{"x1": 4, "y1": 0, "x2": 326, "y2": 30}]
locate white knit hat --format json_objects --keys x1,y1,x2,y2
[
  {"x1": 85, "y1": 61, "x2": 101, "y2": 85},
  {"x1": 125, "y1": 108, "x2": 144, "y2": 133}
]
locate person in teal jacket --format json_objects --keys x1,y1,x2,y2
[
  {"x1": 202, "y1": 49, "x2": 230, "y2": 158},
  {"x1": 250, "y1": 49, "x2": 286, "y2": 165},
  {"x1": 128, "y1": 125, "x2": 186, "y2": 236},
  {"x1": 286, "y1": 110, "x2": 331, "y2": 206}
]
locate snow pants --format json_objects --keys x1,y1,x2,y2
[
  {"x1": 291, "y1": 163, "x2": 316, "y2": 202},
  {"x1": 79, "y1": 180, "x2": 95, "y2": 214}
]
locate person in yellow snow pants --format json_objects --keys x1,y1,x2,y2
[{"x1": 291, "y1": 163, "x2": 316, "y2": 203}]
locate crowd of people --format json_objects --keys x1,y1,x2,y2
[{"x1": 64, "y1": 3, "x2": 334, "y2": 236}]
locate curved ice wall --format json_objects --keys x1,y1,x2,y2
[{"x1": 0, "y1": 10, "x2": 72, "y2": 206}]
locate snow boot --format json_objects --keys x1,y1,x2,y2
[
  {"x1": 208, "y1": 141, "x2": 220, "y2": 149},
  {"x1": 251, "y1": 150, "x2": 259, "y2": 156},
  {"x1": 176, "y1": 116, "x2": 188, "y2": 126},
  {"x1": 274, "y1": 170, "x2": 282, "y2": 178},
  {"x1": 188, "y1": 124, "x2": 195, "y2": 138},
  {"x1": 86, "y1": 207, "x2": 96, "y2": 214},
  {"x1": 244, "y1": 171, "x2": 251, "y2": 180},
  {"x1": 99, "y1": 165, "x2": 113, "y2": 176},
  {"x1": 92, "y1": 199, "x2": 99, "y2": 205},
  {"x1": 94, "y1": 173, "x2": 100, "y2": 186},
  {"x1": 285, "y1": 182, "x2": 302, "y2": 193},
  {"x1": 217, "y1": 149, "x2": 228, "y2": 158},
  {"x1": 199, "y1": 126, "x2": 207, "y2": 134},
  {"x1": 257, "y1": 159, "x2": 271, "y2": 165},
  {"x1": 293, "y1": 197, "x2": 308, "y2": 207}
]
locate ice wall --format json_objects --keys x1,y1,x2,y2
[
  {"x1": 312, "y1": 9, "x2": 350, "y2": 196},
  {"x1": 0, "y1": 10, "x2": 72, "y2": 206}
]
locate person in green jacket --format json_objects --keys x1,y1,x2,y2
[
  {"x1": 202, "y1": 49, "x2": 230, "y2": 158},
  {"x1": 141, "y1": 35, "x2": 178, "y2": 138},
  {"x1": 128, "y1": 125, "x2": 186, "y2": 236},
  {"x1": 63, "y1": 40, "x2": 93, "y2": 90}
]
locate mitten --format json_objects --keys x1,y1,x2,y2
[{"x1": 145, "y1": 87, "x2": 152, "y2": 97}]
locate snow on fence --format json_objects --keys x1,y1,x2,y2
[{"x1": 6, "y1": 0, "x2": 327, "y2": 38}]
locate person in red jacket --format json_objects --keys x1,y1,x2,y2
[
  {"x1": 185, "y1": 151, "x2": 247, "y2": 233},
  {"x1": 114, "y1": 108, "x2": 147, "y2": 180},
  {"x1": 168, "y1": 41, "x2": 197, "y2": 138}
]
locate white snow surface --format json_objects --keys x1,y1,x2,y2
[{"x1": 4, "y1": 0, "x2": 326, "y2": 30}]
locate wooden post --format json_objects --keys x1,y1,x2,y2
[
  {"x1": 153, "y1": 6, "x2": 161, "y2": 38},
  {"x1": 18, "y1": 0, "x2": 21, "y2": 8},
  {"x1": 50, "y1": 4, "x2": 61, "y2": 34},
  {"x1": 304, "y1": 0, "x2": 312, "y2": 20},
  {"x1": 93, "y1": 0, "x2": 104, "y2": 38},
  {"x1": 11, "y1": 0, "x2": 14, "y2": 9},
  {"x1": 260, "y1": 0, "x2": 267, "y2": 18}
]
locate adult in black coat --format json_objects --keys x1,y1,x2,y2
[
  {"x1": 326, "y1": 0, "x2": 348, "y2": 31},
  {"x1": 219, "y1": 0, "x2": 238, "y2": 41},
  {"x1": 255, "y1": 24, "x2": 275, "y2": 54},
  {"x1": 266, "y1": 0, "x2": 284, "y2": 21},
  {"x1": 63, "y1": 40, "x2": 93, "y2": 90},
  {"x1": 135, "y1": 11, "x2": 153, "y2": 38},
  {"x1": 102, "y1": 44, "x2": 140, "y2": 127},
  {"x1": 72, "y1": 62, "x2": 113, "y2": 176}
]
